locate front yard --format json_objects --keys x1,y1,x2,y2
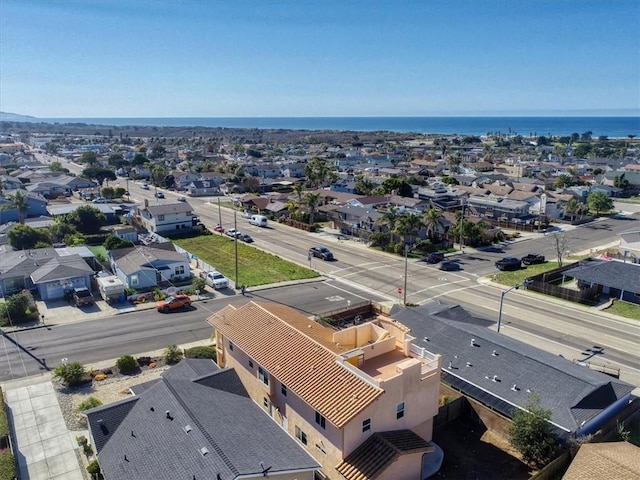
[{"x1": 173, "y1": 234, "x2": 319, "y2": 287}]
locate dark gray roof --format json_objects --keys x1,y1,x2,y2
[
  {"x1": 110, "y1": 243, "x2": 188, "y2": 275},
  {"x1": 85, "y1": 359, "x2": 319, "y2": 480},
  {"x1": 0, "y1": 248, "x2": 91, "y2": 282},
  {"x1": 563, "y1": 259, "x2": 640, "y2": 293},
  {"x1": 389, "y1": 302, "x2": 634, "y2": 434}
]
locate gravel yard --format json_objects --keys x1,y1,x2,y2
[{"x1": 54, "y1": 365, "x2": 171, "y2": 431}]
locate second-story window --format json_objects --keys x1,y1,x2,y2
[
  {"x1": 362, "y1": 418, "x2": 371, "y2": 432},
  {"x1": 362, "y1": 418, "x2": 371, "y2": 433},
  {"x1": 315, "y1": 411, "x2": 326, "y2": 430},
  {"x1": 258, "y1": 366, "x2": 269, "y2": 386},
  {"x1": 158, "y1": 214, "x2": 165, "y2": 221},
  {"x1": 248, "y1": 360, "x2": 253, "y2": 369},
  {"x1": 229, "y1": 342, "x2": 234, "y2": 351},
  {"x1": 281, "y1": 384, "x2": 287, "y2": 397},
  {"x1": 397, "y1": 402, "x2": 405, "y2": 419}
]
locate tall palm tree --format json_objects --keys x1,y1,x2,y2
[
  {"x1": 395, "y1": 212, "x2": 423, "y2": 247},
  {"x1": 8, "y1": 190, "x2": 29, "y2": 224},
  {"x1": 422, "y1": 207, "x2": 445, "y2": 241},
  {"x1": 303, "y1": 192, "x2": 321, "y2": 225}
]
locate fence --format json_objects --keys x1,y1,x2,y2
[
  {"x1": 172, "y1": 243, "x2": 237, "y2": 289},
  {"x1": 526, "y1": 263, "x2": 602, "y2": 305}
]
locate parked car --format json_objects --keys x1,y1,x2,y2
[
  {"x1": 424, "y1": 252, "x2": 445, "y2": 264},
  {"x1": 226, "y1": 228, "x2": 242, "y2": 238},
  {"x1": 73, "y1": 287, "x2": 95, "y2": 307},
  {"x1": 521, "y1": 253, "x2": 546, "y2": 265},
  {"x1": 156, "y1": 294, "x2": 192, "y2": 313},
  {"x1": 439, "y1": 261, "x2": 461, "y2": 271},
  {"x1": 92, "y1": 197, "x2": 107, "y2": 204},
  {"x1": 177, "y1": 196, "x2": 186, "y2": 202},
  {"x1": 213, "y1": 224, "x2": 225, "y2": 233},
  {"x1": 241, "y1": 234, "x2": 254, "y2": 243},
  {"x1": 495, "y1": 257, "x2": 522, "y2": 271},
  {"x1": 309, "y1": 246, "x2": 334, "y2": 261},
  {"x1": 155, "y1": 192, "x2": 165, "y2": 199},
  {"x1": 199, "y1": 270, "x2": 229, "y2": 289},
  {"x1": 141, "y1": 183, "x2": 150, "y2": 190}
]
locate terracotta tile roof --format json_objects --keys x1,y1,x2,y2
[
  {"x1": 336, "y1": 430, "x2": 434, "y2": 480},
  {"x1": 207, "y1": 302, "x2": 383, "y2": 428},
  {"x1": 562, "y1": 442, "x2": 640, "y2": 480}
]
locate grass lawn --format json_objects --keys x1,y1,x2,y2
[
  {"x1": 491, "y1": 261, "x2": 561, "y2": 286},
  {"x1": 604, "y1": 300, "x2": 640, "y2": 321},
  {"x1": 174, "y1": 234, "x2": 319, "y2": 287},
  {"x1": 88, "y1": 245, "x2": 108, "y2": 259}
]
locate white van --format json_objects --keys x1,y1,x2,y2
[{"x1": 249, "y1": 214, "x2": 268, "y2": 227}]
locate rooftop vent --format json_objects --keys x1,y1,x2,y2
[
  {"x1": 183, "y1": 425, "x2": 192, "y2": 434},
  {"x1": 511, "y1": 384, "x2": 519, "y2": 391},
  {"x1": 470, "y1": 338, "x2": 476, "y2": 347},
  {"x1": 466, "y1": 362, "x2": 472, "y2": 367},
  {"x1": 492, "y1": 375, "x2": 499, "y2": 382},
  {"x1": 423, "y1": 336, "x2": 429, "y2": 342},
  {"x1": 200, "y1": 447, "x2": 209, "y2": 457},
  {"x1": 492, "y1": 350, "x2": 498, "y2": 356},
  {"x1": 448, "y1": 361, "x2": 453, "y2": 369},
  {"x1": 166, "y1": 410, "x2": 173, "y2": 420}
]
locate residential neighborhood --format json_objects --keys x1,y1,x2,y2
[{"x1": 0, "y1": 125, "x2": 639, "y2": 480}]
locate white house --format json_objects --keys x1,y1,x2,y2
[{"x1": 138, "y1": 202, "x2": 195, "y2": 234}]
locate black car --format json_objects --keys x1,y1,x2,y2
[
  {"x1": 439, "y1": 261, "x2": 461, "y2": 271},
  {"x1": 309, "y1": 246, "x2": 334, "y2": 261},
  {"x1": 424, "y1": 252, "x2": 445, "y2": 264},
  {"x1": 521, "y1": 253, "x2": 546, "y2": 265},
  {"x1": 495, "y1": 257, "x2": 522, "y2": 271},
  {"x1": 241, "y1": 234, "x2": 254, "y2": 243}
]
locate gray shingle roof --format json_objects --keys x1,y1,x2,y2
[
  {"x1": 110, "y1": 243, "x2": 188, "y2": 275},
  {"x1": 563, "y1": 259, "x2": 640, "y2": 294},
  {"x1": 389, "y1": 302, "x2": 634, "y2": 434},
  {"x1": 85, "y1": 359, "x2": 319, "y2": 480}
]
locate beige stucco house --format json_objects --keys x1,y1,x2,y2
[{"x1": 208, "y1": 302, "x2": 442, "y2": 480}]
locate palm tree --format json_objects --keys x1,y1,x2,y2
[
  {"x1": 303, "y1": 192, "x2": 321, "y2": 225},
  {"x1": 8, "y1": 189, "x2": 29, "y2": 224},
  {"x1": 422, "y1": 207, "x2": 445, "y2": 241},
  {"x1": 375, "y1": 207, "x2": 401, "y2": 234},
  {"x1": 395, "y1": 212, "x2": 423, "y2": 246},
  {"x1": 564, "y1": 198, "x2": 580, "y2": 222}
]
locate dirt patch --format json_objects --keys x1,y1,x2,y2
[{"x1": 433, "y1": 417, "x2": 531, "y2": 480}]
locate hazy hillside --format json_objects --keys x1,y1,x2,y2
[{"x1": 0, "y1": 112, "x2": 37, "y2": 121}]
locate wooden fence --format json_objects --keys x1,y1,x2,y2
[{"x1": 526, "y1": 263, "x2": 602, "y2": 305}]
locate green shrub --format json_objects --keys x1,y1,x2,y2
[
  {"x1": 0, "y1": 389, "x2": 8, "y2": 438},
  {"x1": 76, "y1": 397, "x2": 103, "y2": 412},
  {"x1": 184, "y1": 346, "x2": 217, "y2": 361},
  {"x1": 86, "y1": 459, "x2": 101, "y2": 476},
  {"x1": 116, "y1": 355, "x2": 138, "y2": 373},
  {"x1": 53, "y1": 362, "x2": 87, "y2": 386},
  {"x1": 0, "y1": 450, "x2": 16, "y2": 480},
  {"x1": 192, "y1": 277, "x2": 206, "y2": 292},
  {"x1": 164, "y1": 344, "x2": 183, "y2": 365},
  {"x1": 0, "y1": 290, "x2": 39, "y2": 325}
]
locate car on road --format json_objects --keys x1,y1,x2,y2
[
  {"x1": 226, "y1": 228, "x2": 242, "y2": 238},
  {"x1": 177, "y1": 196, "x2": 186, "y2": 202},
  {"x1": 521, "y1": 253, "x2": 546, "y2": 265},
  {"x1": 156, "y1": 294, "x2": 192, "y2": 313},
  {"x1": 495, "y1": 257, "x2": 522, "y2": 271},
  {"x1": 213, "y1": 224, "x2": 225, "y2": 233},
  {"x1": 155, "y1": 192, "x2": 165, "y2": 199},
  {"x1": 424, "y1": 252, "x2": 445, "y2": 264},
  {"x1": 439, "y1": 261, "x2": 461, "y2": 271},
  {"x1": 199, "y1": 270, "x2": 229, "y2": 289},
  {"x1": 241, "y1": 233, "x2": 254, "y2": 243},
  {"x1": 309, "y1": 246, "x2": 334, "y2": 261},
  {"x1": 141, "y1": 183, "x2": 150, "y2": 190},
  {"x1": 92, "y1": 197, "x2": 107, "y2": 204}
]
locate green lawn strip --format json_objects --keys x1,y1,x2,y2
[
  {"x1": 173, "y1": 235, "x2": 318, "y2": 287},
  {"x1": 0, "y1": 390, "x2": 8, "y2": 438},
  {"x1": 604, "y1": 300, "x2": 640, "y2": 321},
  {"x1": 491, "y1": 262, "x2": 561, "y2": 286},
  {"x1": 88, "y1": 245, "x2": 108, "y2": 258},
  {"x1": 0, "y1": 450, "x2": 16, "y2": 480}
]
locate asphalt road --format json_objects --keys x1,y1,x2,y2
[
  {"x1": 0, "y1": 282, "x2": 382, "y2": 381},
  {"x1": 23, "y1": 154, "x2": 640, "y2": 386}
]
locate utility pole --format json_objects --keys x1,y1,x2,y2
[
  {"x1": 217, "y1": 197, "x2": 222, "y2": 227},
  {"x1": 459, "y1": 200, "x2": 466, "y2": 253},
  {"x1": 234, "y1": 209, "x2": 239, "y2": 289},
  {"x1": 403, "y1": 244, "x2": 408, "y2": 305}
]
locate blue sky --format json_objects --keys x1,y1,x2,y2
[{"x1": 1, "y1": 0, "x2": 639, "y2": 118}]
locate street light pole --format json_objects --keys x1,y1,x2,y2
[
  {"x1": 459, "y1": 199, "x2": 466, "y2": 253},
  {"x1": 234, "y1": 209, "x2": 239, "y2": 289},
  {"x1": 497, "y1": 280, "x2": 532, "y2": 333},
  {"x1": 403, "y1": 244, "x2": 408, "y2": 305}
]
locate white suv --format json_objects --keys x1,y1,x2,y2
[{"x1": 200, "y1": 270, "x2": 229, "y2": 289}]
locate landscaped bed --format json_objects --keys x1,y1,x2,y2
[{"x1": 173, "y1": 234, "x2": 319, "y2": 287}]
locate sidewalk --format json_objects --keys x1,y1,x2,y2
[{"x1": 1, "y1": 338, "x2": 214, "y2": 480}]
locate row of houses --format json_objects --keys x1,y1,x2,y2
[{"x1": 84, "y1": 300, "x2": 636, "y2": 480}]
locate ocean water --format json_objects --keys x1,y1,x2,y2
[{"x1": 39, "y1": 116, "x2": 640, "y2": 137}]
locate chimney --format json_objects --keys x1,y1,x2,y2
[
  {"x1": 492, "y1": 350, "x2": 498, "y2": 356},
  {"x1": 492, "y1": 375, "x2": 498, "y2": 382}
]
